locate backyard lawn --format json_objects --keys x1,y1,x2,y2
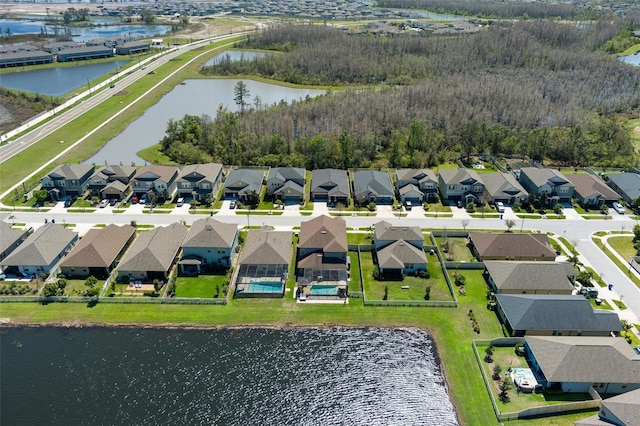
[
  {"x1": 175, "y1": 274, "x2": 229, "y2": 298},
  {"x1": 434, "y1": 237, "x2": 475, "y2": 262},
  {"x1": 348, "y1": 251, "x2": 362, "y2": 293},
  {"x1": 361, "y1": 251, "x2": 453, "y2": 301}
]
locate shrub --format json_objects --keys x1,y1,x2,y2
[{"x1": 417, "y1": 269, "x2": 430, "y2": 279}]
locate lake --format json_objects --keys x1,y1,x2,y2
[
  {"x1": 203, "y1": 50, "x2": 272, "y2": 67},
  {"x1": 0, "y1": 326, "x2": 459, "y2": 426},
  {"x1": 620, "y1": 53, "x2": 640, "y2": 67},
  {"x1": 0, "y1": 61, "x2": 129, "y2": 96},
  {"x1": 85, "y1": 79, "x2": 326, "y2": 165}
]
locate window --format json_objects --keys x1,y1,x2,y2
[{"x1": 201, "y1": 183, "x2": 210, "y2": 189}]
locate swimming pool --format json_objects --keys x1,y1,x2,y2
[
  {"x1": 245, "y1": 281, "x2": 283, "y2": 293},
  {"x1": 309, "y1": 285, "x2": 339, "y2": 296}
]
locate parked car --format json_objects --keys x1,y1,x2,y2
[
  {"x1": 131, "y1": 196, "x2": 138, "y2": 204},
  {"x1": 64, "y1": 196, "x2": 77, "y2": 208},
  {"x1": 229, "y1": 200, "x2": 236, "y2": 209},
  {"x1": 139, "y1": 194, "x2": 147, "y2": 205},
  {"x1": 99, "y1": 199, "x2": 109, "y2": 208},
  {"x1": 612, "y1": 202, "x2": 625, "y2": 214},
  {"x1": 109, "y1": 198, "x2": 118, "y2": 206},
  {"x1": 176, "y1": 197, "x2": 185, "y2": 207},
  {"x1": 496, "y1": 201, "x2": 505, "y2": 213},
  {"x1": 580, "y1": 287, "x2": 599, "y2": 298}
]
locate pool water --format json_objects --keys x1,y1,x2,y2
[
  {"x1": 246, "y1": 282, "x2": 283, "y2": 293},
  {"x1": 309, "y1": 285, "x2": 339, "y2": 295}
]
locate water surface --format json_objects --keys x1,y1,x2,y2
[
  {"x1": 1, "y1": 326, "x2": 458, "y2": 426},
  {"x1": 85, "y1": 79, "x2": 326, "y2": 165}
]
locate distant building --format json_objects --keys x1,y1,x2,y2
[{"x1": 57, "y1": 45, "x2": 114, "y2": 62}]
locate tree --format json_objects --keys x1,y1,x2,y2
[
  {"x1": 492, "y1": 365, "x2": 502, "y2": 380},
  {"x1": 499, "y1": 377, "x2": 512, "y2": 403},
  {"x1": 42, "y1": 282, "x2": 59, "y2": 297},
  {"x1": 233, "y1": 81, "x2": 250, "y2": 113},
  {"x1": 454, "y1": 273, "x2": 466, "y2": 286},
  {"x1": 383, "y1": 285, "x2": 388, "y2": 300},
  {"x1": 33, "y1": 189, "x2": 48, "y2": 206},
  {"x1": 424, "y1": 285, "x2": 431, "y2": 300},
  {"x1": 567, "y1": 251, "x2": 581, "y2": 268},
  {"x1": 461, "y1": 219, "x2": 469, "y2": 231},
  {"x1": 139, "y1": 9, "x2": 156, "y2": 24},
  {"x1": 505, "y1": 219, "x2": 516, "y2": 232},
  {"x1": 84, "y1": 276, "x2": 98, "y2": 289}
]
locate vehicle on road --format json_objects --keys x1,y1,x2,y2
[
  {"x1": 99, "y1": 199, "x2": 109, "y2": 208},
  {"x1": 109, "y1": 84, "x2": 116, "y2": 88}
]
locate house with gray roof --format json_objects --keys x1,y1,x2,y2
[
  {"x1": 484, "y1": 261, "x2": 575, "y2": 295},
  {"x1": 115, "y1": 40, "x2": 150, "y2": 55},
  {"x1": 1, "y1": 223, "x2": 78, "y2": 276},
  {"x1": 438, "y1": 168, "x2": 485, "y2": 205},
  {"x1": 235, "y1": 227, "x2": 292, "y2": 298},
  {"x1": 57, "y1": 45, "x2": 114, "y2": 62},
  {"x1": 311, "y1": 168, "x2": 349, "y2": 204},
  {"x1": 518, "y1": 167, "x2": 574, "y2": 202},
  {"x1": 396, "y1": 168, "x2": 438, "y2": 203},
  {"x1": 296, "y1": 215, "x2": 348, "y2": 298},
  {"x1": 564, "y1": 173, "x2": 620, "y2": 207},
  {"x1": 352, "y1": 170, "x2": 394, "y2": 205},
  {"x1": 0, "y1": 222, "x2": 29, "y2": 262},
  {"x1": 373, "y1": 221, "x2": 426, "y2": 275},
  {"x1": 131, "y1": 165, "x2": 180, "y2": 202},
  {"x1": 266, "y1": 167, "x2": 306, "y2": 203},
  {"x1": 179, "y1": 218, "x2": 238, "y2": 275},
  {"x1": 469, "y1": 232, "x2": 557, "y2": 261},
  {"x1": 176, "y1": 163, "x2": 223, "y2": 202},
  {"x1": 575, "y1": 388, "x2": 640, "y2": 426},
  {"x1": 524, "y1": 336, "x2": 640, "y2": 394},
  {"x1": 59, "y1": 224, "x2": 136, "y2": 279},
  {"x1": 87, "y1": 165, "x2": 136, "y2": 199},
  {"x1": 495, "y1": 294, "x2": 622, "y2": 337},
  {"x1": 0, "y1": 50, "x2": 54, "y2": 68},
  {"x1": 40, "y1": 164, "x2": 94, "y2": 201},
  {"x1": 481, "y1": 172, "x2": 528, "y2": 205},
  {"x1": 606, "y1": 173, "x2": 640, "y2": 206},
  {"x1": 222, "y1": 169, "x2": 264, "y2": 204},
  {"x1": 117, "y1": 223, "x2": 188, "y2": 282}
]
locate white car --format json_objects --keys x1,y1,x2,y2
[
  {"x1": 496, "y1": 201, "x2": 505, "y2": 213},
  {"x1": 98, "y1": 199, "x2": 109, "y2": 208},
  {"x1": 176, "y1": 197, "x2": 185, "y2": 207},
  {"x1": 612, "y1": 202, "x2": 625, "y2": 214}
]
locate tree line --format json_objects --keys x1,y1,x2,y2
[{"x1": 165, "y1": 20, "x2": 639, "y2": 169}]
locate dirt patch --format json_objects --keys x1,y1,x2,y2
[{"x1": 634, "y1": 126, "x2": 640, "y2": 133}]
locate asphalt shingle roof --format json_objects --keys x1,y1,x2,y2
[
  {"x1": 469, "y1": 232, "x2": 557, "y2": 259},
  {"x1": 298, "y1": 215, "x2": 348, "y2": 253},
  {"x1": 182, "y1": 218, "x2": 237, "y2": 248},
  {"x1": 2, "y1": 223, "x2": 77, "y2": 267},
  {"x1": 118, "y1": 223, "x2": 187, "y2": 273},
  {"x1": 60, "y1": 224, "x2": 135, "y2": 268},
  {"x1": 484, "y1": 261, "x2": 575, "y2": 292},
  {"x1": 239, "y1": 228, "x2": 292, "y2": 265}
]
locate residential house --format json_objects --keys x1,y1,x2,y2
[
  {"x1": 266, "y1": 167, "x2": 306, "y2": 203},
  {"x1": 235, "y1": 227, "x2": 292, "y2": 297},
  {"x1": 131, "y1": 165, "x2": 180, "y2": 202},
  {"x1": 495, "y1": 294, "x2": 622, "y2": 337},
  {"x1": 575, "y1": 388, "x2": 640, "y2": 426},
  {"x1": 524, "y1": 336, "x2": 640, "y2": 394},
  {"x1": 484, "y1": 261, "x2": 575, "y2": 295},
  {"x1": 564, "y1": 173, "x2": 620, "y2": 207},
  {"x1": 352, "y1": 170, "x2": 394, "y2": 205},
  {"x1": 176, "y1": 163, "x2": 223, "y2": 202},
  {"x1": 59, "y1": 224, "x2": 136, "y2": 278},
  {"x1": 179, "y1": 218, "x2": 238, "y2": 275},
  {"x1": 310, "y1": 168, "x2": 350, "y2": 204},
  {"x1": 40, "y1": 164, "x2": 94, "y2": 201},
  {"x1": 0, "y1": 222, "x2": 30, "y2": 262},
  {"x1": 222, "y1": 169, "x2": 264, "y2": 204},
  {"x1": 117, "y1": 223, "x2": 188, "y2": 282},
  {"x1": 606, "y1": 173, "x2": 640, "y2": 206},
  {"x1": 87, "y1": 165, "x2": 136, "y2": 200},
  {"x1": 438, "y1": 168, "x2": 485, "y2": 205},
  {"x1": 468, "y1": 232, "x2": 557, "y2": 261},
  {"x1": 396, "y1": 168, "x2": 438, "y2": 204},
  {"x1": 481, "y1": 172, "x2": 528, "y2": 205},
  {"x1": 1, "y1": 223, "x2": 78, "y2": 276},
  {"x1": 518, "y1": 167, "x2": 574, "y2": 202},
  {"x1": 373, "y1": 221, "x2": 426, "y2": 275},
  {"x1": 297, "y1": 215, "x2": 349, "y2": 298}
]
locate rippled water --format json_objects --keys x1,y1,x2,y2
[{"x1": 1, "y1": 326, "x2": 458, "y2": 426}]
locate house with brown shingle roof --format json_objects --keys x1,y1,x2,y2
[
  {"x1": 235, "y1": 227, "x2": 292, "y2": 298},
  {"x1": 468, "y1": 232, "x2": 557, "y2": 261},
  {"x1": 131, "y1": 165, "x2": 180, "y2": 202},
  {"x1": 87, "y1": 165, "x2": 136, "y2": 199},
  {"x1": 396, "y1": 168, "x2": 438, "y2": 203},
  {"x1": 296, "y1": 215, "x2": 349, "y2": 298},
  {"x1": 117, "y1": 223, "x2": 188, "y2": 282},
  {"x1": 1, "y1": 223, "x2": 78, "y2": 276},
  {"x1": 438, "y1": 168, "x2": 485, "y2": 205},
  {"x1": 59, "y1": 224, "x2": 136, "y2": 278},
  {"x1": 484, "y1": 261, "x2": 576, "y2": 295},
  {"x1": 564, "y1": 173, "x2": 620, "y2": 207},
  {"x1": 175, "y1": 163, "x2": 223, "y2": 202},
  {"x1": 373, "y1": 221, "x2": 426, "y2": 275},
  {"x1": 179, "y1": 218, "x2": 238, "y2": 275},
  {"x1": 525, "y1": 336, "x2": 640, "y2": 394}
]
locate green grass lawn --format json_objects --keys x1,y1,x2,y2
[
  {"x1": 435, "y1": 237, "x2": 475, "y2": 262},
  {"x1": 361, "y1": 252, "x2": 452, "y2": 301},
  {"x1": 63, "y1": 279, "x2": 96, "y2": 296},
  {"x1": 607, "y1": 236, "x2": 635, "y2": 262},
  {"x1": 348, "y1": 251, "x2": 362, "y2": 293},
  {"x1": 175, "y1": 274, "x2": 228, "y2": 298},
  {"x1": 347, "y1": 232, "x2": 373, "y2": 245}
]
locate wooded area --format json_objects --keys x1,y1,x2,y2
[{"x1": 162, "y1": 18, "x2": 639, "y2": 170}]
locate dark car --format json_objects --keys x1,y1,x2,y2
[
  {"x1": 64, "y1": 196, "x2": 77, "y2": 208},
  {"x1": 109, "y1": 198, "x2": 118, "y2": 206}
]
